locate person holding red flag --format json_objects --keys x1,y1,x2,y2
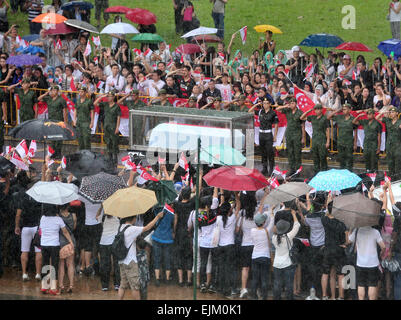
[{"x1": 300, "y1": 104, "x2": 330, "y2": 174}]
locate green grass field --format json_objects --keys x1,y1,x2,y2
[{"x1": 8, "y1": 0, "x2": 393, "y2": 62}]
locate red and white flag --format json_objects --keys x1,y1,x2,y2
[
  {"x1": 28, "y1": 140, "x2": 37, "y2": 158},
  {"x1": 83, "y1": 40, "x2": 91, "y2": 57},
  {"x1": 2, "y1": 146, "x2": 13, "y2": 156},
  {"x1": 180, "y1": 55, "x2": 184, "y2": 64},
  {"x1": 10, "y1": 152, "x2": 29, "y2": 171},
  {"x1": 163, "y1": 203, "x2": 175, "y2": 215},
  {"x1": 272, "y1": 166, "x2": 288, "y2": 179},
  {"x1": 133, "y1": 48, "x2": 142, "y2": 56},
  {"x1": 91, "y1": 36, "x2": 101, "y2": 47},
  {"x1": 96, "y1": 80, "x2": 104, "y2": 89},
  {"x1": 268, "y1": 177, "x2": 280, "y2": 190},
  {"x1": 137, "y1": 165, "x2": 159, "y2": 184},
  {"x1": 61, "y1": 93, "x2": 75, "y2": 120},
  {"x1": 166, "y1": 59, "x2": 174, "y2": 69},
  {"x1": 47, "y1": 145, "x2": 55, "y2": 157},
  {"x1": 158, "y1": 155, "x2": 166, "y2": 164},
  {"x1": 294, "y1": 87, "x2": 315, "y2": 113},
  {"x1": 239, "y1": 26, "x2": 247, "y2": 45},
  {"x1": 143, "y1": 48, "x2": 153, "y2": 59},
  {"x1": 384, "y1": 171, "x2": 391, "y2": 182},
  {"x1": 15, "y1": 139, "x2": 29, "y2": 159},
  {"x1": 352, "y1": 69, "x2": 359, "y2": 80},
  {"x1": 295, "y1": 166, "x2": 303, "y2": 175},
  {"x1": 121, "y1": 155, "x2": 137, "y2": 171},
  {"x1": 54, "y1": 39, "x2": 62, "y2": 50},
  {"x1": 61, "y1": 156, "x2": 67, "y2": 169},
  {"x1": 303, "y1": 63, "x2": 314, "y2": 80},
  {"x1": 70, "y1": 78, "x2": 77, "y2": 91},
  {"x1": 218, "y1": 52, "x2": 227, "y2": 64},
  {"x1": 93, "y1": 56, "x2": 99, "y2": 65},
  {"x1": 366, "y1": 173, "x2": 376, "y2": 183},
  {"x1": 362, "y1": 183, "x2": 368, "y2": 192},
  {"x1": 179, "y1": 152, "x2": 189, "y2": 172}
]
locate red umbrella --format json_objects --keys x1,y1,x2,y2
[
  {"x1": 125, "y1": 8, "x2": 157, "y2": 25},
  {"x1": 105, "y1": 6, "x2": 131, "y2": 14},
  {"x1": 176, "y1": 43, "x2": 202, "y2": 55},
  {"x1": 203, "y1": 166, "x2": 268, "y2": 191},
  {"x1": 45, "y1": 23, "x2": 78, "y2": 35},
  {"x1": 335, "y1": 42, "x2": 373, "y2": 52},
  {"x1": 191, "y1": 35, "x2": 221, "y2": 43}
]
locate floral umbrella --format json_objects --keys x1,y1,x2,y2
[{"x1": 308, "y1": 169, "x2": 361, "y2": 191}]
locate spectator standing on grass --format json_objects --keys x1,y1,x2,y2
[
  {"x1": 95, "y1": 0, "x2": 109, "y2": 30},
  {"x1": 389, "y1": 0, "x2": 401, "y2": 40},
  {"x1": 25, "y1": 0, "x2": 43, "y2": 35},
  {"x1": 210, "y1": 0, "x2": 226, "y2": 40}
]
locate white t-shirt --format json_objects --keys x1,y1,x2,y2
[
  {"x1": 39, "y1": 216, "x2": 65, "y2": 247},
  {"x1": 138, "y1": 79, "x2": 166, "y2": 97},
  {"x1": 217, "y1": 214, "x2": 236, "y2": 247},
  {"x1": 251, "y1": 228, "x2": 271, "y2": 259},
  {"x1": 337, "y1": 64, "x2": 355, "y2": 79},
  {"x1": 237, "y1": 211, "x2": 257, "y2": 247},
  {"x1": 105, "y1": 74, "x2": 126, "y2": 93},
  {"x1": 373, "y1": 95, "x2": 391, "y2": 106},
  {"x1": 118, "y1": 224, "x2": 144, "y2": 265},
  {"x1": 390, "y1": 2, "x2": 401, "y2": 22},
  {"x1": 79, "y1": 196, "x2": 102, "y2": 226},
  {"x1": 216, "y1": 83, "x2": 232, "y2": 102},
  {"x1": 100, "y1": 216, "x2": 120, "y2": 246},
  {"x1": 272, "y1": 221, "x2": 300, "y2": 269},
  {"x1": 349, "y1": 227, "x2": 383, "y2": 268}
]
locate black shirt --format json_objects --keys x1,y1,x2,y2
[
  {"x1": 16, "y1": 191, "x2": 42, "y2": 228},
  {"x1": 174, "y1": 75, "x2": 196, "y2": 98},
  {"x1": 163, "y1": 83, "x2": 180, "y2": 97},
  {"x1": 393, "y1": 216, "x2": 401, "y2": 254},
  {"x1": 173, "y1": 198, "x2": 195, "y2": 244},
  {"x1": 321, "y1": 215, "x2": 346, "y2": 248},
  {"x1": 259, "y1": 108, "x2": 278, "y2": 130},
  {"x1": 199, "y1": 88, "x2": 222, "y2": 107}
]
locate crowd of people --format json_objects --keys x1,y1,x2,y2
[{"x1": 0, "y1": 0, "x2": 401, "y2": 302}]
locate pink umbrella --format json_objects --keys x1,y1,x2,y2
[
  {"x1": 45, "y1": 23, "x2": 78, "y2": 35},
  {"x1": 105, "y1": 6, "x2": 131, "y2": 14},
  {"x1": 335, "y1": 42, "x2": 373, "y2": 52},
  {"x1": 176, "y1": 43, "x2": 202, "y2": 55},
  {"x1": 125, "y1": 8, "x2": 157, "y2": 25}
]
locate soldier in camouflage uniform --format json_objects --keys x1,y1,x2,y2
[
  {"x1": 225, "y1": 95, "x2": 248, "y2": 112},
  {"x1": 7, "y1": 78, "x2": 37, "y2": 123},
  {"x1": 352, "y1": 109, "x2": 381, "y2": 172},
  {"x1": 276, "y1": 97, "x2": 305, "y2": 175},
  {"x1": 327, "y1": 104, "x2": 357, "y2": 171},
  {"x1": 300, "y1": 104, "x2": 330, "y2": 174},
  {"x1": 94, "y1": 91, "x2": 121, "y2": 166},
  {"x1": 38, "y1": 86, "x2": 68, "y2": 158},
  {"x1": 95, "y1": 0, "x2": 109, "y2": 29},
  {"x1": 375, "y1": 106, "x2": 401, "y2": 179},
  {"x1": 73, "y1": 87, "x2": 94, "y2": 150}
]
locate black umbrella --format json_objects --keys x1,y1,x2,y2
[
  {"x1": 8, "y1": 119, "x2": 77, "y2": 141},
  {"x1": 8, "y1": 119, "x2": 78, "y2": 161},
  {"x1": 0, "y1": 156, "x2": 16, "y2": 174},
  {"x1": 65, "y1": 150, "x2": 112, "y2": 180}
]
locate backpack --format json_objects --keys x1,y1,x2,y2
[{"x1": 111, "y1": 225, "x2": 134, "y2": 261}]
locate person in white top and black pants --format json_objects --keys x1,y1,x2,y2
[
  {"x1": 389, "y1": 0, "x2": 401, "y2": 40},
  {"x1": 272, "y1": 209, "x2": 300, "y2": 300}
]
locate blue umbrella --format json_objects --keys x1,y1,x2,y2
[
  {"x1": 22, "y1": 34, "x2": 40, "y2": 42},
  {"x1": 15, "y1": 45, "x2": 45, "y2": 55},
  {"x1": 308, "y1": 169, "x2": 361, "y2": 191},
  {"x1": 6, "y1": 54, "x2": 43, "y2": 67},
  {"x1": 299, "y1": 33, "x2": 344, "y2": 48},
  {"x1": 61, "y1": 1, "x2": 94, "y2": 11},
  {"x1": 378, "y1": 39, "x2": 401, "y2": 59}
]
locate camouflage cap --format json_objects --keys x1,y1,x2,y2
[
  {"x1": 389, "y1": 106, "x2": 398, "y2": 112},
  {"x1": 131, "y1": 89, "x2": 139, "y2": 94},
  {"x1": 214, "y1": 96, "x2": 222, "y2": 101},
  {"x1": 188, "y1": 96, "x2": 197, "y2": 101},
  {"x1": 158, "y1": 89, "x2": 167, "y2": 95},
  {"x1": 287, "y1": 97, "x2": 296, "y2": 103},
  {"x1": 313, "y1": 104, "x2": 323, "y2": 110},
  {"x1": 366, "y1": 108, "x2": 375, "y2": 115},
  {"x1": 21, "y1": 78, "x2": 31, "y2": 84},
  {"x1": 239, "y1": 94, "x2": 246, "y2": 100}
]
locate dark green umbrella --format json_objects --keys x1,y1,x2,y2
[
  {"x1": 131, "y1": 33, "x2": 165, "y2": 44},
  {"x1": 147, "y1": 180, "x2": 177, "y2": 206}
]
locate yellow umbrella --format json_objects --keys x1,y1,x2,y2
[
  {"x1": 254, "y1": 25, "x2": 283, "y2": 34},
  {"x1": 103, "y1": 186, "x2": 158, "y2": 218}
]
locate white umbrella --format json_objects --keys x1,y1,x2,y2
[
  {"x1": 181, "y1": 26, "x2": 218, "y2": 38},
  {"x1": 27, "y1": 181, "x2": 79, "y2": 205},
  {"x1": 100, "y1": 22, "x2": 139, "y2": 34}
]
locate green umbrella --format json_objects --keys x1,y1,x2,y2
[
  {"x1": 131, "y1": 33, "x2": 165, "y2": 43},
  {"x1": 146, "y1": 180, "x2": 177, "y2": 207},
  {"x1": 200, "y1": 145, "x2": 246, "y2": 166}
]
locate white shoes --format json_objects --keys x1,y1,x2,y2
[
  {"x1": 22, "y1": 274, "x2": 30, "y2": 281},
  {"x1": 240, "y1": 288, "x2": 248, "y2": 299},
  {"x1": 35, "y1": 274, "x2": 41, "y2": 281}
]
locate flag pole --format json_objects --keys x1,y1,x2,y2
[{"x1": 193, "y1": 137, "x2": 201, "y2": 300}]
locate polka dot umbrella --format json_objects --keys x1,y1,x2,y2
[
  {"x1": 308, "y1": 169, "x2": 362, "y2": 192},
  {"x1": 79, "y1": 172, "x2": 127, "y2": 204}
]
